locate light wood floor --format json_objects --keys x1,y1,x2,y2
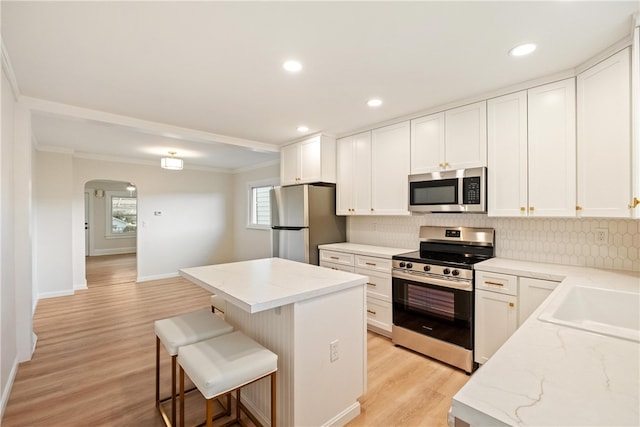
[{"x1": 2, "y1": 254, "x2": 468, "y2": 427}]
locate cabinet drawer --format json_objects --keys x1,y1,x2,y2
[
  {"x1": 355, "y1": 255, "x2": 392, "y2": 273},
  {"x1": 356, "y1": 268, "x2": 391, "y2": 301},
  {"x1": 319, "y1": 250, "x2": 354, "y2": 266},
  {"x1": 319, "y1": 261, "x2": 355, "y2": 273},
  {"x1": 475, "y1": 271, "x2": 518, "y2": 296},
  {"x1": 366, "y1": 296, "x2": 392, "y2": 333}
]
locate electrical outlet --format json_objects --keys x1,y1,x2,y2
[
  {"x1": 595, "y1": 228, "x2": 608, "y2": 244},
  {"x1": 330, "y1": 340, "x2": 339, "y2": 362}
]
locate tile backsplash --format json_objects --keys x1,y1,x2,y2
[{"x1": 348, "y1": 215, "x2": 640, "y2": 272}]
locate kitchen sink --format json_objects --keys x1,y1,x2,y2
[{"x1": 538, "y1": 285, "x2": 640, "y2": 342}]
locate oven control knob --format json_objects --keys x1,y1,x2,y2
[
  {"x1": 443, "y1": 268, "x2": 451, "y2": 275},
  {"x1": 423, "y1": 265, "x2": 431, "y2": 272},
  {"x1": 399, "y1": 262, "x2": 406, "y2": 268},
  {"x1": 451, "y1": 269, "x2": 460, "y2": 276},
  {"x1": 406, "y1": 263, "x2": 413, "y2": 269}
]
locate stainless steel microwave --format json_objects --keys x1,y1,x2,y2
[{"x1": 408, "y1": 167, "x2": 486, "y2": 213}]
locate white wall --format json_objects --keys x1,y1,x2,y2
[
  {"x1": 348, "y1": 215, "x2": 640, "y2": 272},
  {"x1": 70, "y1": 156, "x2": 235, "y2": 285},
  {"x1": 231, "y1": 161, "x2": 280, "y2": 262},
  {"x1": 1, "y1": 61, "x2": 18, "y2": 419}
]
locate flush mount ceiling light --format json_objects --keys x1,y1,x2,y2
[
  {"x1": 160, "y1": 151, "x2": 183, "y2": 170},
  {"x1": 509, "y1": 43, "x2": 537, "y2": 57},
  {"x1": 297, "y1": 125, "x2": 309, "y2": 132},
  {"x1": 283, "y1": 60, "x2": 302, "y2": 73},
  {"x1": 367, "y1": 98, "x2": 383, "y2": 107}
]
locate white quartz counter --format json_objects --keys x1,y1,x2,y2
[
  {"x1": 452, "y1": 258, "x2": 640, "y2": 426},
  {"x1": 179, "y1": 257, "x2": 368, "y2": 313},
  {"x1": 318, "y1": 242, "x2": 414, "y2": 258}
]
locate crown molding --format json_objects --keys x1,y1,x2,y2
[
  {"x1": 70, "y1": 150, "x2": 230, "y2": 173},
  {"x1": 35, "y1": 144, "x2": 75, "y2": 155},
  {"x1": 231, "y1": 158, "x2": 280, "y2": 174},
  {"x1": 1, "y1": 41, "x2": 20, "y2": 101}
]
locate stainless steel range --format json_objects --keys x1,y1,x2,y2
[{"x1": 391, "y1": 226, "x2": 495, "y2": 374}]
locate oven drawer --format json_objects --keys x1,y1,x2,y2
[
  {"x1": 475, "y1": 271, "x2": 518, "y2": 296},
  {"x1": 355, "y1": 255, "x2": 392, "y2": 273},
  {"x1": 366, "y1": 296, "x2": 392, "y2": 333},
  {"x1": 319, "y1": 250, "x2": 354, "y2": 267},
  {"x1": 356, "y1": 268, "x2": 391, "y2": 301},
  {"x1": 319, "y1": 260, "x2": 355, "y2": 273}
]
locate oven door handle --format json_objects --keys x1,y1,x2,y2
[{"x1": 392, "y1": 270, "x2": 473, "y2": 291}]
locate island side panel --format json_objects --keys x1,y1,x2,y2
[
  {"x1": 293, "y1": 284, "x2": 367, "y2": 427},
  {"x1": 224, "y1": 303, "x2": 295, "y2": 427}
]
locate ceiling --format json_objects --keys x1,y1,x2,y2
[{"x1": 2, "y1": 1, "x2": 638, "y2": 171}]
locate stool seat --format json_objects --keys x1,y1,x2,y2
[
  {"x1": 210, "y1": 295, "x2": 226, "y2": 313},
  {"x1": 155, "y1": 308, "x2": 233, "y2": 356},
  {"x1": 179, "y1": 331, "x2": 278, "y2": 399}
]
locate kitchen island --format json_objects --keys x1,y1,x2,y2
[{"x1": 180, "y1": 257, "x2": 368, "y2": 427}]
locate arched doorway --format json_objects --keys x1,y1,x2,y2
[{"x1": 84, "y1": 180, "x2": 137, "y2": 286}]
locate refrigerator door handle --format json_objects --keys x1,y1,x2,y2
[{"x1": 271, "y1": 226, "x2": 307, "y2": 231}]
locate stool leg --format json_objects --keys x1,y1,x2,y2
[
  {"x1": 206, "y1": 398, "x2": 214, "y2": 427},
  {"x1": 179, "y1": 366, "x2": 185, "y2": 427},
  {"x1": 236, "y1": 389, "x2": 241, "y2": 421},
  {"x1": 172, "y1": 355, "x2": 177, "y2": 427},
  {"x1": 271, "y1": 372, "x2": 277, "y2": 427},
  {"x1": 155, "y1": 337, "x2": 160, "y2": 408}
]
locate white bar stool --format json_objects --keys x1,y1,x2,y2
[
  {"x1": 210, "y1": 295, "x2": 226, "y2": 315},
  {"x1": 178, "y1": 331, "x2": 278, "y2": 427},
  {"x1": 155, "y1": 308, "x2": 234, "y2": 427}
]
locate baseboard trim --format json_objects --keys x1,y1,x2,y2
[
  {"x1": 37, "y1": 289, "x2": 75, "y2": 300},
  {"x1": 136, "y1": 272, "x2": 179, "y2": 283},
  {"x1": 74, "y1": 281, "x2": 88, "y2": 291},
  {"x1": 90, "y1": 247, "x2": 136, "y2": 256},
  {"x1": 322, "y1": 402, "x2": 361, "y2": 427},
  {"x1": 0, "y1": 355, "x2": 19, "y2": 421}
]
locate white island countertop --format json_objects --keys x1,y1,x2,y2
[
  {"x1": 180, "y1": 257, "x2": 368, "y2": 313},
  {"x1": 452, "y1": 258, "x2": 640, "y2": 426}
]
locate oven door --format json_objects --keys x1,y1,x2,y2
[{"x1": 392, "y1": 275, "x2": 472, "y2": 349}]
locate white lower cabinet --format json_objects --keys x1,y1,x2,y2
[
  {"x1": 319, "y1": 247, "x2": 396, "y2": 337},
  {"x1": 475, "y1": 270, "x2": 559, "y2": 364}
]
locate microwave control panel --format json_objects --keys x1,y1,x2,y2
[{"x1": 462, "y1": 177, "x2": 481, "y2": 205}]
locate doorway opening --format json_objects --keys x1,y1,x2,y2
[{"x1": 84, "y1": 180, "x2": 137, "y2": 287}]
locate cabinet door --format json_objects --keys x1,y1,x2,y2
[
  {"x1": 445, "y1": 101, "x2": 487, "y2": 170},
  {"x1": 371, "y1": 121, "x2": 410, "y2": 215},
  {"x1": 474, "y1": 290, "x2": 518, "y2": 364},
  {"x1": 352, "y1": 132, "x2": 373, "y2": 215},
  {"x1": 299, "y1": 136, "x2": 322, "y2": 183},
  {"x1": 487, "y1": 91, "x2": 528, "y2": 217},
  {"x1": 281, "y1": 143, "x2": 299, "y2": 186},
  {"x1": 577, "y1": 48, "x2": 632, "y2": 217},
  {"x1": 528, "y1": 78, "x2": 576, "y2": 217},
  {"x1": 336, "y1": 136, "x2": 355, "y2": 215},
  {"x1": 518, "y1": 277, "x2": 558, "y2": 325},
  {"x1": 410, "y1": 112, "x2": 445, "y2": 174}
]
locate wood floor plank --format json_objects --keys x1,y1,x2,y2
[{"x1": 2, "y1": 254, "x2": 468, "y2": 426}]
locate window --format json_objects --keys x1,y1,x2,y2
[
  {"x1": 106, "y1": 191, "x2": 137, "y2": 237},
  {"x1": 247, "y1": 180, "x2": 277, "y2": 229}
]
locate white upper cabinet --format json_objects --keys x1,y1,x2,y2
[
  {"x1": 577, "y1": 48, "x2": 633, "y2": 217},
  {"x1": 336, "y1": 131, "x2": 372, "y2": 215},
  {"x1": 280, "y1": 134, "x2": 336, "y2": 186},
  {"x1": 371, "y1": 121, "x2": 411, "y2": 215},
  {"x1": 487, "y1": 91, "x2": 528, "y2": 217},
  {"x1": 410, "y1": 101, "x2": 486, "y2": 174},
  {"x1": 527, "y1": 78, "x2": 577, "y2": 217},
  {"x1": 410, "y1": 112, "x2": 445, "y2": 174},
  {"x1": 445, "y1": 101, "x2": 488, "y2": 170}
]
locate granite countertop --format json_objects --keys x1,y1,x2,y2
[
  {"x1": 180, "y1": 257, "x2": 367, "y2": 314},
  {"x1": 318, "y1": 242, "x2": 414, "y2": 258},
  {"x1": 452, "y1": 258, "x2": 640, "y2": 426}
]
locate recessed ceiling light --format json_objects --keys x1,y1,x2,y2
[
  {"x1": 297, "y1": 125, "x2": 309, "y2": 132},
  {"x1": 283, "y1": 60, "x2": 302, "y2": 72},
  {"x1": 509, "y1": 43, "x2": 537, "y2": 57},
  {"x1": 367, "y1": 99, "x2": 383, "y2": 107}
]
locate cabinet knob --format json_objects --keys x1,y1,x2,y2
[
  {"x1": 520, "y1": 207, "x2": 525, "y2": 212},
  {"x1": 508, "y1": 302, "x2": 514, "y2": 308},
  {"x1": 576, "y1": 206, "x2": 583, "y2": 211},
  {"x1": 370, "y1": 208, "x2": 374, "y2": 212},
  {"x1": 444, "y1": 162, "x2": 450, "y2": 167},
  {"x1": 629, "y1": 197, "x2": 639, "y2": 209},
  {"x1": 439, "y1": 162, "x2": 444, "y2": 167},
  {"x1": 529, "y1": 206, "x2": 535, "y2": 212}
]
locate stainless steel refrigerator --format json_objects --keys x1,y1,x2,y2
[{"x1": 270, "y1": 184, "x2": 346, "y2": 265}]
